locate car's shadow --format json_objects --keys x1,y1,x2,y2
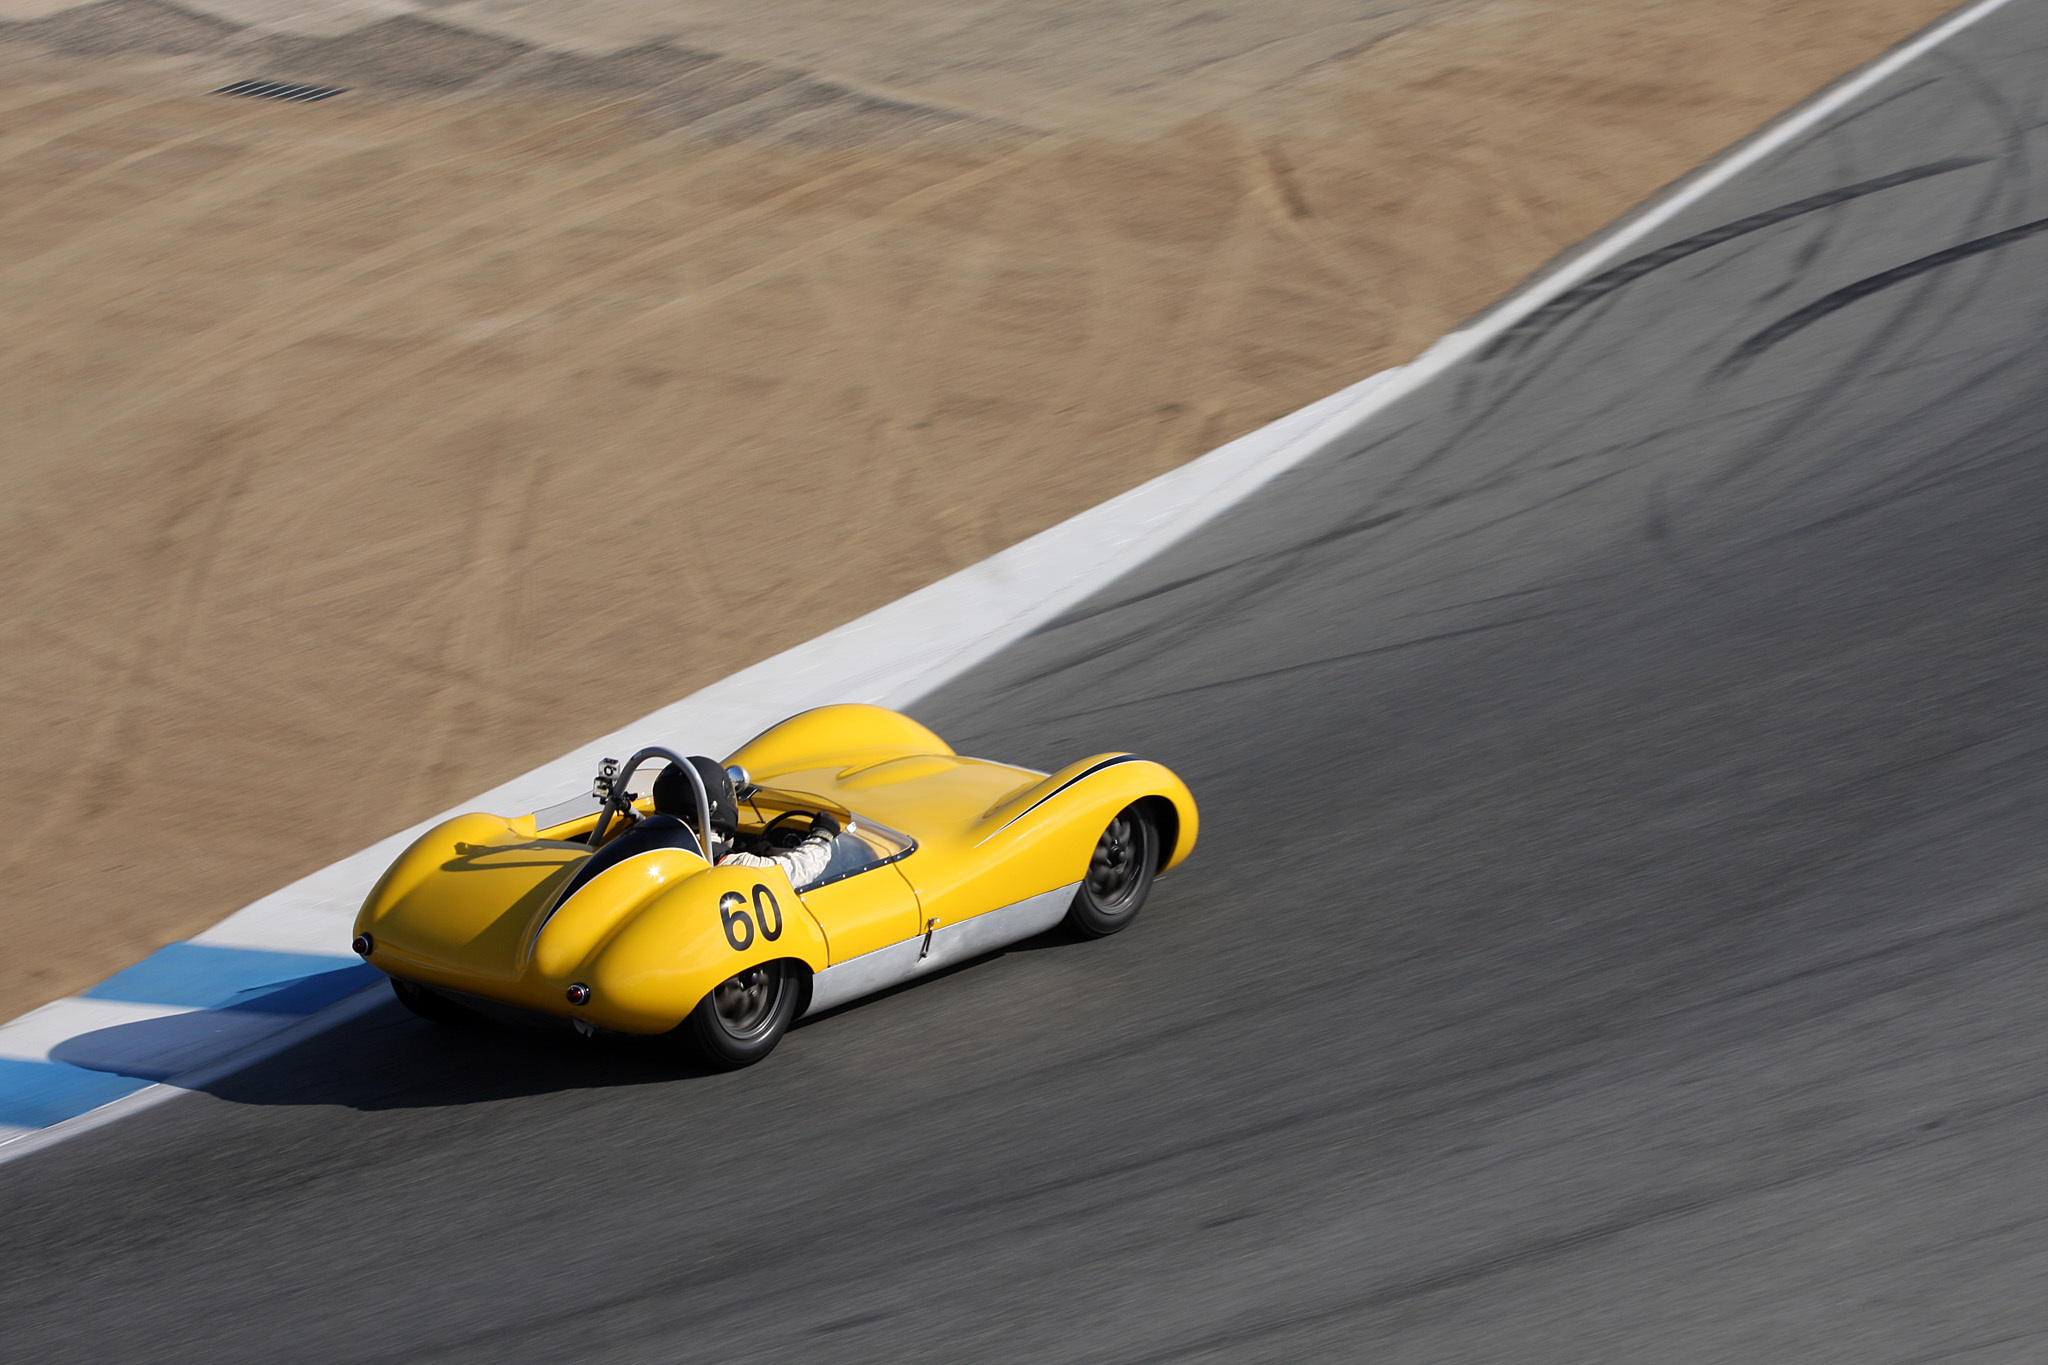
[
  {"x1": 76, "y1": 930, "x2": 1072, "y2": 1112},
  {"x1": 219, "y1": 1003, "x2": 711, "y2": 1108}
]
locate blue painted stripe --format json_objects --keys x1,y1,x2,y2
[
  {"x1": 223, "y1": 962, "x2": 380, "y2": 1015},
  {"x1": 0, "y1": 1059, "x2": 150, "y2": 1130},
  {"x1": 83, "y1": 943, "x2": 363, "y2": 1010},
  {"x1": 0, "y1": 946, "x2": 384, "y2": 1134}
]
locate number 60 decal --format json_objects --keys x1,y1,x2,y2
[{"x1": 719, "y1": 885, "x2": 785, "y2": 952}]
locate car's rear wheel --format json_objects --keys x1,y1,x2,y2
[
  {"x1": 390, "y1": 976, "x2": 471, "y2": 1025},
  {"x1": 676, "y1": 960, "x2": 801, "y2": 1069},
  {"x1": 1064, "y1": 804, "x2": 1158, "y2": 938}
]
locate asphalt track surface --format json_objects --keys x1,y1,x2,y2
[{"x1": 10, "y1": 7, "x2": 2048, "y2": 1360}]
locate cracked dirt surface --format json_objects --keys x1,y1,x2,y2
[{"x1": 0, "y1": 0, "x2": 1963, "y2": 1016}]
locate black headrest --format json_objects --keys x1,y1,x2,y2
[{"x1": 653, "y1": 755, "x2": 738, "y2": 834}]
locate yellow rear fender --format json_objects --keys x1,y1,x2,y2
[
  {"x1": 977, "y1": 755, "x2": 1199, "y2": 875},
  {"x1": 354, "y1": 813, "x2": 587, "y2": 985},
  {"x1": 725, "y1": 704, "x2": 953, "y2": 783},
  {"x1": 530, "y1": 845, "x2": 709, "y2": 980},
  {"x1": 580, "y1": 865, "x2": 830, "y2": 1034},
  {"x1": 356, "y1": 812, "x2": 521, "y2": 937}
]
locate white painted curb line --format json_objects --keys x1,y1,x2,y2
[{"x1": 0, "y1": 0, "x2": 2017, "y2": 1165}]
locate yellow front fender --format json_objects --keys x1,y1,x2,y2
[{"x1": 725, "y1": 703, "x2": 952, "y2": 781}]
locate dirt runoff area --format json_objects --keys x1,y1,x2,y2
[{"x1": 0, "y1": 0, "x2": 1963, "y2": 1017}]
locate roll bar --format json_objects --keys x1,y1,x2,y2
[{"x1": 589, "y1": 746, "x2": 714, "y2": 859}]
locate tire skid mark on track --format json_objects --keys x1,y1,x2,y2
[
  {"x1": 1483, "y1": 155, "x2": 1988, "y2": 360},
  {"x1": 1720, "y1": 211, "x2": 2048, "y2": 372}
]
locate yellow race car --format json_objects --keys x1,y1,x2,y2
[{"x1": 350, "y1": 705, "x2": 1198, "y2": 1067}]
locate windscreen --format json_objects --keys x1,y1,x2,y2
[{"x1": 798, "y1": 817, "x2": 916, "y2": 893}]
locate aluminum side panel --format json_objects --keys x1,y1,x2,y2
[{"x1": 803, "y1": 883, "x2": 1078, "y2": 1016}]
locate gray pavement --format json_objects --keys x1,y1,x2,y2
[{"x1": 8, "y1": 5, "x2": 2048, "y2": 1361}]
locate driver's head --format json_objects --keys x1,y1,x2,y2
[{"x1": 653, "y1": 755, "x2": 739, "y2": 838}]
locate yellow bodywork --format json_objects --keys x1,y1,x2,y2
[{"x1": 353, "y1": 704, "x2": 1198, "y2": 1036}]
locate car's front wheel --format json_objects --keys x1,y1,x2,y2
[
  {"x1": 1064, "y1": 803, "x2": 1159, "y2": 938},
  {"x1": 676, "y1": 960, "x2": 802, "y2": 1069}
]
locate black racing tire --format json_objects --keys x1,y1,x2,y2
[
  {"x1": 676, "y1": 960, "x2": 802, "y2": 1069},
  {"x1": 1064, "y1": 803, "x2": 1159, "y2": 939},
  {"x1": 390, "y1": 976, "x2": 472, "y2": 1025}
]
